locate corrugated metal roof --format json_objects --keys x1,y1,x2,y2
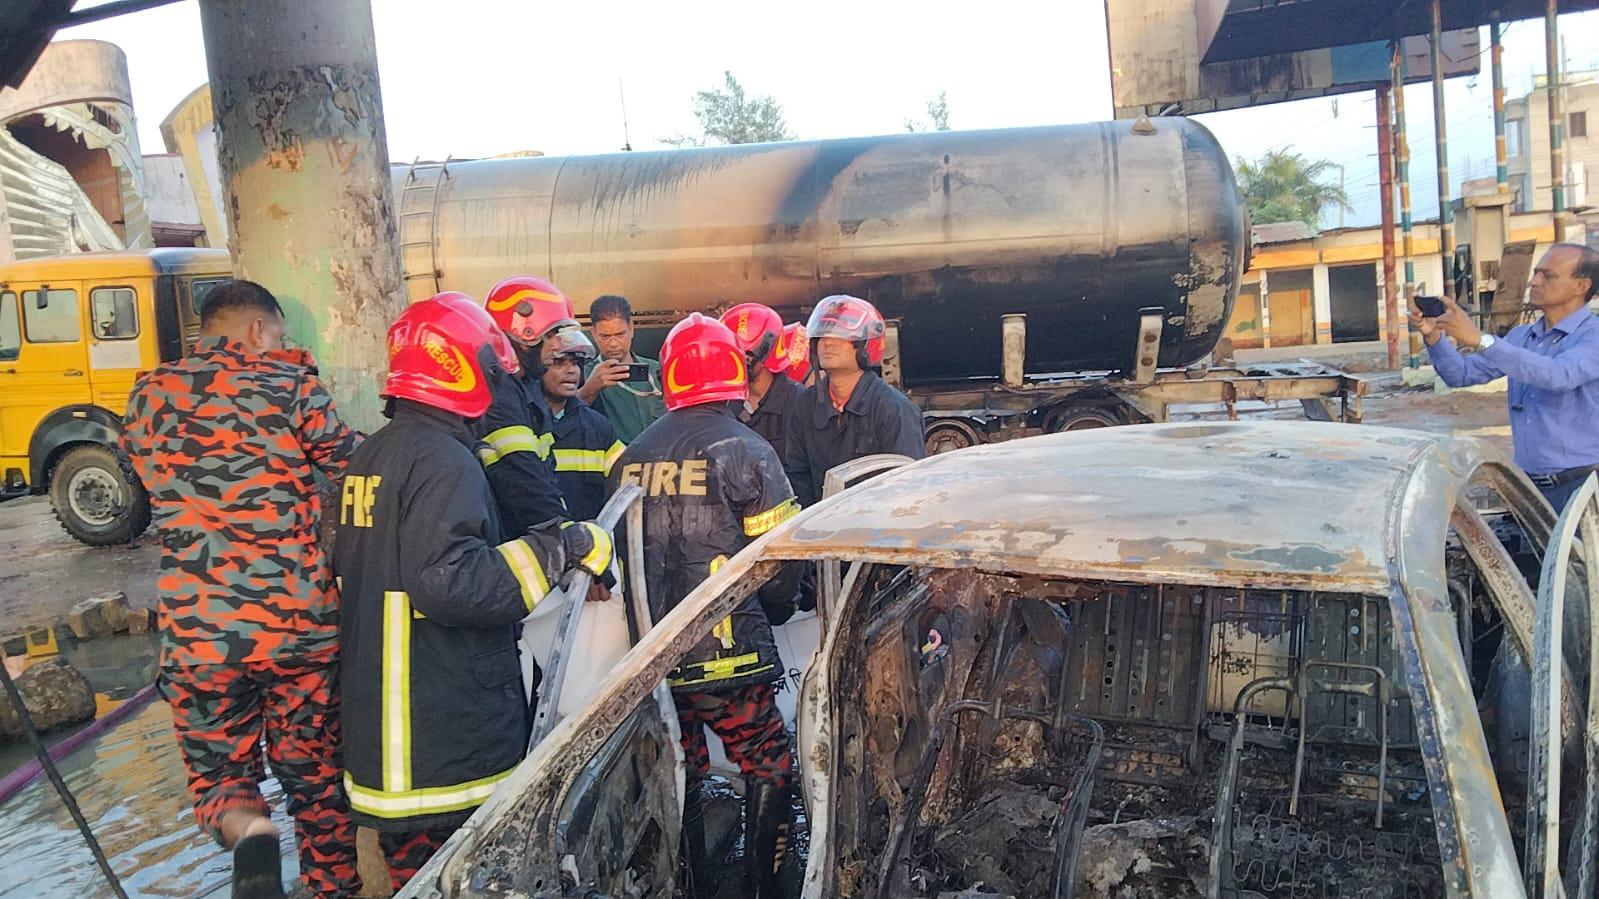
[{"x1": 1251, "y1": 221, "x2": 1317, "y2": 245}]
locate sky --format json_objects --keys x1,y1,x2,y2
[{"x1": 53, "y1": 0, "x2": 1599, "y2": 232}]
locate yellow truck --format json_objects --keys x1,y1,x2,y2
[{"x1": 0, "y1": 248, "x2": 231, "y2": 544}]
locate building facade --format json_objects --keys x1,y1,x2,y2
[
  {"x1": 1226, "y1": 213, "x2": 1561, "y2": 350},
  {"x1": 1506, "y1": 72, "x2": 1599, "y2": 214}
]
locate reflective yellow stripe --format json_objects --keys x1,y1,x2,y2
[
  {"x1": 669, "y1": 652, "x2": 774, "y2": 688},
  {"x1": 382, "y1": 591, "x2": 412, "y2": 793},
  {"x1": 581, "y1": 526, "x2": 612, "y2": 573},
  {"x1": 476, "y1": 445, "x2": 500, "y2": 467},
  {"x1": 483, "y1": 425, "x2": 553, "y2": 462},
  {"x1": 496, "y1": 539, "x2": 551, "y2": 610},
  {"x1": 603, "y1": 440, "x2": 625, "y2": 475},
  {"x1": 553, "y1": 447, "x2": 608, "y2": 473},
  {"x1": 743, "y1": 498, "x2": 799, "y2": 537},
  {"x1": 343, "y1": 767, "x2": 514, "y2": 819}
]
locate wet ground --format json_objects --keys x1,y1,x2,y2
[
  {"x1": 0, "y1": 631, "x2": 158, "y2": 776},
  {"x1": 0, "y1": 698, "x2": 302, "y2": 899}
]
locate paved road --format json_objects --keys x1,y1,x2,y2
[{"x1": 0, "y1": 495, "x2": 158, "y2": 634}]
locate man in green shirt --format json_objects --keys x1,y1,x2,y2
[{"x1": 579, "y1": 294, "x2": 666, "y2": 443}]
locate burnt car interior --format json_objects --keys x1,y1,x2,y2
[
  {"x1": 449, "y1": 468, "x2": 1596, "y2": 899},
  {"x1": 818, "y1": 542, "x2": 1543, "y2": 899}
]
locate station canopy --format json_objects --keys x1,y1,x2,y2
[{"x1": 1108, "y1": 0, "x2": 1599, "y2": 119}]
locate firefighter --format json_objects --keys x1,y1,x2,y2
[
  {"x1": 121, "y1": 279, "x2": 361, "y2": 899},
  {"x1": 785, "y1": 295, "x2": 925, "y2": 507},
  {"x1": 542, "y1": 327, "x2": 624, "y2": 521},
  {"x1": 609, "y1": 314, "x2": 800, "y2": 899},
  {"x1": 477, "y1": 276, "x2": 579, "y2": 532},
  {"x1": 779, "y1": 322, "x2": 812, "y2": 385},
  {"x1": 721, "y1": 302, "x2": 803, "y2": 462},
  {"x1": 334, "y1": 293, "x2": 612, "y2": 891}
]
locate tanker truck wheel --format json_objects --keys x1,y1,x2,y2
[
  {"x1": 925, "y1": 420, "x2": 982, "y2": 455},
  {"x1": 1047, "y1": 403, "x2": 1125, "y2": 432}
]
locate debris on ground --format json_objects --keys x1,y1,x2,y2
[
  {"x1": 926, "y1": 782, "x2": 1062, "y2": 896},
  {"x1": 1075, "y1": 815, "x2": 1207, "y2": 898},
  {"x1": 125, "y1": 607, "x2": 156, "y2": 635},
  {"x1": 0, "y1": 657, "x2": 96, "y2": 739},
  {"x1": 65, "y1": 591, "x2": 131, "y2": 640}
]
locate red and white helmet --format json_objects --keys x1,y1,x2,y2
[
  {"x1": 806, "y1": 294, "x2": 886, "y2": 370},
  {"x1": 382, "y1": 292, "x2": 498, "y2": 418},
  {"x1": 484, "y1": 276, "x2": 578, "y2": 346},
  {"x1": 719, "y1": 302, "x2": 787, "y2": 373}
]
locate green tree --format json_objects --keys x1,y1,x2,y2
[
  {"x1": 905, "y1": 90, "x2": 951, "y2": 133},
  {"x1": 663, "y1": 71, "x2": 795, "y2": 147},
  {"x1": 1234, "y1": 149, "x2": 1351, "y2": 229}
]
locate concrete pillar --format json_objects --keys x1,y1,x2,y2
[
  {"x1": 1312, "y1": 262, "x2": 1333, "y2": 345},
  {"x1": 197, "y1": 0, "x2": 405, "y2": 433}
]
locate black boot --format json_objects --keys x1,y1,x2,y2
[
  {"x1": 744, "y1": 779, "x2": 792, "y2": 899},
  {"x1": 231, "y1": 832, "x2": 287, "y2": 899},
  {"x1": 678, "y1": 783, "x2": 711, "y2": 898}
]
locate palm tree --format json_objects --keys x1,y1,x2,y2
[{"x1": 1235, "y1": 150, "x2": 1352, "y2": 230}]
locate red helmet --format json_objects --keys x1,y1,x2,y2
[
  {"x1": 484, "y1": 276, "x2": 578, "y2": 346},
  {"x1": 489, "y1": 326, "x2": 521, "y2": 376},
  {"x1": 779, "y1": 323, "x2": 811, "y2": 382},
  {"x1": 719, "y1": 302, "x2": 786, "y2": 373},
  {"x1": 383, "y1": 292, "x2": 497, "y2": 418},
  {"x1": 661, "y1": 313, "x2": 748, "y2": 411},
  {"x1": 806, "y1": 294, "x2": 886, "y2": 369}
]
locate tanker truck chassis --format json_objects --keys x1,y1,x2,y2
[{"x1": 879, "y1": 311, "x2": 1365, "y2": 454}]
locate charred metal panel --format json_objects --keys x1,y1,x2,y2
[
  {"x1": 1301, "y1": 593, "x2": 1419, "y2": 748},
  {"x1": 1059, "y1": 584, "x2": 1208, "y2": 726}
]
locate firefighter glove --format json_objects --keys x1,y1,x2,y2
[{"x1": 560, "y1": 520, "x2": 613, "y2": 578}]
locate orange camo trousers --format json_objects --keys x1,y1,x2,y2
[{"x1": 160, "y1": 651, "x2": 360, "y2": 898}]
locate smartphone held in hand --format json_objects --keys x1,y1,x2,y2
[{"x1": 1414, "y1": 295, "x2": 1447, "y2": 318}]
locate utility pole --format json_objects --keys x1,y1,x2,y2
[
  {"x1": 1546, "y1": 0, "x2": 1567, "y2": 240},
  {"x1": 1430, "y1": 0, "x2": 1456, "y2": 303},
  {"x1": 1378, "y1": 85, "x2": 1400, "y2": 369},
  {"x1": 197, "y1": 0, "x2": 406, "y2": 432}
]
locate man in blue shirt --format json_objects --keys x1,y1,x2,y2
[{"x1": 1414, "y1": 242, "x2": 1599, "y2": 511}]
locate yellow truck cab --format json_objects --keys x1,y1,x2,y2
[{"x1": 0, "y1": 248, "x2": 232, "y2": 544}]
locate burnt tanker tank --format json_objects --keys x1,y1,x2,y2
[{"x1": 396, "y1": 117, "x2": 1245, "y2": 385}]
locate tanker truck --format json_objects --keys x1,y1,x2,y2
[{"x1": 394, "y1": 117, "x2": 1361, "y2": 451}]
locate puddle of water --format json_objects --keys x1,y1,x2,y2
[
  {"x1": 0, "y1": 631, "x2": 160, "y2": 779},
  {"x1": 0, "y1": 698, "x2": 298, "y2": 897}
]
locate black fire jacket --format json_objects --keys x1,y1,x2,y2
[
  {"x1": 784, "y1": 371, "x2": 926, "y2": 507},
  {"x1": 334, "y1": 401, "x2": 566, "y2": 831},
  {"x1": 609, "y1": 403, "x2": 799, "y2": 692}
]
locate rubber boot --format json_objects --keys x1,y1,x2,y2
[
  {"x1": 231, "y1": 832, "x2": 287, "y2": 899},
  {"x1": 744, "y1": 779, "x2": 792, "y2": 899},
  {"x1": 678, "y1": 783, "x2": 711, "y2": 898}
]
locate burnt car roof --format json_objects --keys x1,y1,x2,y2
[{"x1": 763, "y1": 421, "x2": 1503, "y2": 592}]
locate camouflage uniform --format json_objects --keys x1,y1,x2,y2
[{"x1": 121, "y1": 336, "x2": 361, "y2": 898}]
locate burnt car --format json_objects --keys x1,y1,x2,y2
[{"x1": 398, "y1": 421, "x2": 1599, "y2": 899}]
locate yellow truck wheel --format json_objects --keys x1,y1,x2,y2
[{"x1": 47, "y1": 444, "x2": 151, "y2": 546}]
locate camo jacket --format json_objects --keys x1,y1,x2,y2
[{"x1": 121, "y1": 336, "x2": 360, "y2": 668}]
